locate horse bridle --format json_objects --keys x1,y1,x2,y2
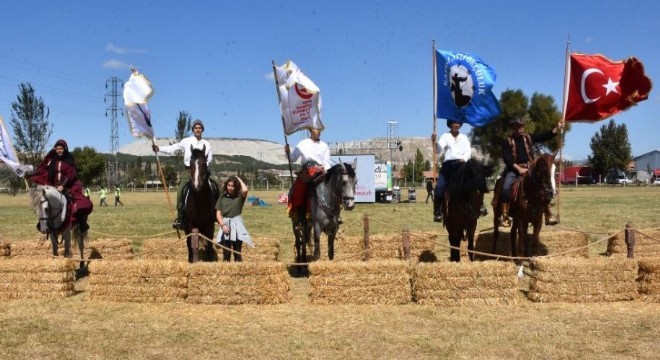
[
  {"x1": 318, "y1": 165, "x2": 354, "y2": 217},
  {"x1": 39, "y1": 191, "x2": 65, "y2": 233}
]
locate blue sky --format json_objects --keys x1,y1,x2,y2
[{"x1": 0, "y1": 0, "x2": 658, "y2": 161}]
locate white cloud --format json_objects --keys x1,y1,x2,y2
[
  {"x1": 106, "y1": 43, "x2": 147, "y2": 54},
  {"x1": 264, "y1": 71, "x2": 275, "y2": 81},
  {"x1": 585, "y1": 36, "x2": 594, "y2": 43},
  {"x1": 103, "y1": 59, "x2": 130, "y2": 69}
]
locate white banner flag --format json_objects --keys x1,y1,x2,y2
[
  {"x1": 275, "y1": 61, "x2": 324, "y2": 135},
  {"x1": 124, "y1": 70, "x2": 155, "y2": 139},
  {"x1": 0, "y1": 115, "x2": 32, "y2": 177}
]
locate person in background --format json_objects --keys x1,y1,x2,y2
[
  {"x1": 83, "y1": 186, "x2": 90, "y2": 199},
  {"x1": 284, "y1": 128, "x2": 332, "y2": 227},
  {"x1": 27, "y1": 139, "x2": 93, "y2": 231},
  {"x1": 425, "y1": 178, "x2": 434, "y2": 204},
  {"x1": 99, "y1": 186, "x2": 108, "y2": 207},
  {"x1": 152, "y1": 119, "x2": 212, "y2": 229},
  {"x1": 114, "y1": 186, "x2": 124, "y2": 206},
  {"x1": 215, "y1": 175, "x2": 252, "y2": 262},
  {"x1": 499, "y1": 117, "x2": 563, "y2": 227}
]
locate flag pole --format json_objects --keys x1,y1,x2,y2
[
  {"x1": 431, "y1": 40, "x2": 438, "y2": 184},
  {"x1": 272, "y1": 60, "x2": 295, "y2": 185},
  {"x1": 557, "y1": 36, "x2": 571, "y2": 224}
]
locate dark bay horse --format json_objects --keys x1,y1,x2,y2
[
  {"x1": 442, "y1": 159, "x2": 492, "y2": 262},
  {"x1": 292, "y1": 160, "x2": 357, "y2": 265},
  {"x1": 31, "y1": 185, "x2": 87, "y2": 269},
  {"x1": 184, "y1": 145, "x2": 218, "y2": 262},
  {"x1": 492, "y1": 152, "x2": 557, "y2": 275}
]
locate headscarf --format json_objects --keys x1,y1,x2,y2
[{"x1": 48, "y1": 139, "x2": 76, "y2": 184}]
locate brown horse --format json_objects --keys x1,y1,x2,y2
[
  {"x1": 442, "y1": 159, "x2": 492, "y2": 262},
  {"x1": 492, "y1": 152, "x2": 556, "y2": 272}
]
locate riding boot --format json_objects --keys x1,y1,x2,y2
[
  {"x1": 433, "y1": 197, "x2": 443, "y2": 222},
  {"x1": 172, "y1": 208, "x2": 184, "y2": 230},
  {"x1": 545, "y1": 205, "x2": 558, "y2": 225},
  {"x1": 501, "y1": 202, "x2": 511, "y2": 227},
  {"x1": 77, "y1": 213, "x2": 90, "y2": 232},
  {"x1": 295, "y1": 207, "x2": 306, "y2": 232}
]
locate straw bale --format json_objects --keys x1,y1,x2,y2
[
  {"x1": 325, "y1": 235, "x2": 364, "y2": 261},
  {"x1": 139, "y1": 238, "x2": 188, "y2": 261},
  {"x1": 537, "y1": 231, "x2": 590, "y2": 258},
  {"x1": 10, "y1": 239, "x2": 90, "y2": 260},
  {"x1": 88, "y1": 260, "x2": 189, "y2": 303},
  {"x1": 475, "y1": 231, "x2": 513, "y2": 259},
  {"x1": 187, "y1": 262, "x2": 291, "y2": 305},
  {"x1": 412, "y1": 262, "x2": 519, "y2": 305},
  {"x1": 241, "y1": 236, "x2": 280, "y2": 262},
  {"x1": 528, "y1": 257, "x2": 639, "y2": 302},
  {"x1": 408, "y1": 232, "x2": 438, "y2": 262},
  {"x1": 0, "y1": 259, "x2": 75, "y2": 300},
  {"x1": 367, "y1": 234, "x2": 404, "y2": 260},
  {"x1": 308, "y1": 260, "x2": 411, "y2": 305},
  {"x1": 607, "y1": 229, "x2": 660, "y2": 258},
  {"x1": 637, "y1": 258, "x2": 660, "y2": 296},
  {"x1": 89, "y1": 259, "x2": 188, "y2": 277},
  {"x1": 87, "y1": 239, "x2": 134, "y2": 260}
]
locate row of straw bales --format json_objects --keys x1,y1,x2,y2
[
  {"x1": 322, "y1": 232, "x2": 437, "y2": 262},
  {"x1": 8, "y1": 239, "x2": 134, "y2": 260},
  {"x1": 528, "y1": 257, "x2": 639, "y2": 302},
  {"x1": 138, "y1": 236, "x2": 280, "y2": 262},
  {"x1": 607, "y1": 228, "x2": 660, "y2": 258},
  {"x1": 474, "y1": 230, "x2": 591, "y2": 259},
  {"x1": 88, "y1": 260, "x2": 290, "y2": 304},
  {"x1": 0, "y1": 259, "x2": 75, "y2": 300}
]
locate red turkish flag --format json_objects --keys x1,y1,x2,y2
[{"x1": 565, "y1": 53, "x2": 652, "y2": 122}]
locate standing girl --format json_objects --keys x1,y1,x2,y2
[{"x1": 215, "y1": 176, "x2": 252, "y2": 262}]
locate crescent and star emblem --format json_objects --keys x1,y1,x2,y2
[{"x1": 580, "y1": 68, "x2": 620, "y2": 104}]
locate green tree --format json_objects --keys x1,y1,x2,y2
[
  {"x1": 9, "y1": 83, "x2": 52, "y2": 165},
  {"x1": 588, "y1": 119, "x2": 632, "y2": 177},
  {"x1": 470, "y1": 89, "x2": 567, "y2": 163},
  {"x1": 162, "y1": 164, "x2": 178, "y2": 186},
  {"x1": 173, "y1": 111, "x2": 191, "y2": 171},
  {"x1": 71, "y1": 146, "x2": 105, "y2": 185}
]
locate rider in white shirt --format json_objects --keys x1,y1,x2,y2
[
  {"x1": 285, "y1": 128, "x2": 331, "y2": 225},
  {"x1": 152, "y1": 119, "x2": 212, "y2": 229}
]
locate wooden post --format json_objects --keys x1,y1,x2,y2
[
  {"x1": 402, "y1": 228, "x2": 411, "y2": 261},
  {"x1": 363, "y1": 213, "x2": 371, "y2": 261},
  {"x1": 624, "y1": 222, "x2": 635, "y2": 259},
  {"x1": 191, "y1": 228, "x2": 200, "y2": 263}
]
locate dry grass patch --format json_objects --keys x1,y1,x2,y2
[
  {"x1": 88, "y1": 260, "x2": 188, "y2": 303},
  {"x1": 528, "y1": 257, "x2": 639, "y2": 302},
  {"x1": 0, "y1": 259, "x2": 75, "y2": 300},
  {"x1": 308, "y1": 260, "x2": 412, "y2": 305},
  {"x1": 187, "y1": 261, "x2": 290, "y2": 305},
  {"x1": 413, "y1": 261, "x2": 520, "y2": 306}
]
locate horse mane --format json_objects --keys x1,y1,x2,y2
[
  {"x1": 29, "y1": 185, "x2": 52, "y2": 210},
  {"x1": 446, "y1": 159, "x2": 489, "y2": 199},
  {"x1": 190, "y1": 147, "x2": 206, "y2": 160},
  {"x1": 325, "y1": 162, "x2": 355, "y2": 183}
]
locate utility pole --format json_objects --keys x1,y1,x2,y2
[{"x1": 105, "y1": 77, "x2": 123, "y2": 188}]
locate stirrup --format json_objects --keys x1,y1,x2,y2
[
  {"x1": 501, "y1": 216, "x2": 511, "y2": 227},
  {"x1": 433, "y1": 214, "x2": 443, "y2": 223},
  {"x1": 172, "y1": 220, "x2": 184, "y2": 230}
]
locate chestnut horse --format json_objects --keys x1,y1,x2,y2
[
  {"x1": 442, "y1": 159, "x2": 492, "y2": 262},
  {"x1": 492, "y1": 152, "x2": 556, "y2": 274}
]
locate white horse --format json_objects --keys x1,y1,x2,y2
[{"x1": 30, "y1": 185, "x2": 87, "y2": 269}]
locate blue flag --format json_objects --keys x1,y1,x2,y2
[{"x1": 436, "y1": 50, "x2": 502, "y2": 127}]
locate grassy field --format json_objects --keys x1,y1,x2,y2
[{"x1": 1, "y1": 186, "x2": 659, "y2": 359}]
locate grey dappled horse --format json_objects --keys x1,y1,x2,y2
[
  {"x1": 31, "y1": 185, "x2": 87, "y2": 269},
  {"x1": 292, "y1": 160, "x2": 357, "y2": 265}
]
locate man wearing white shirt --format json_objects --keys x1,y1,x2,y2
[
  {"x1": 284, "y1": 128, "x2": 331, "y2": 225},
  {"x1": 152, "y1": 119, "x2": 213, "y2": 229},
  {"x1": 431, "y1": 119, "x2": 472, "y2": 222}
]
